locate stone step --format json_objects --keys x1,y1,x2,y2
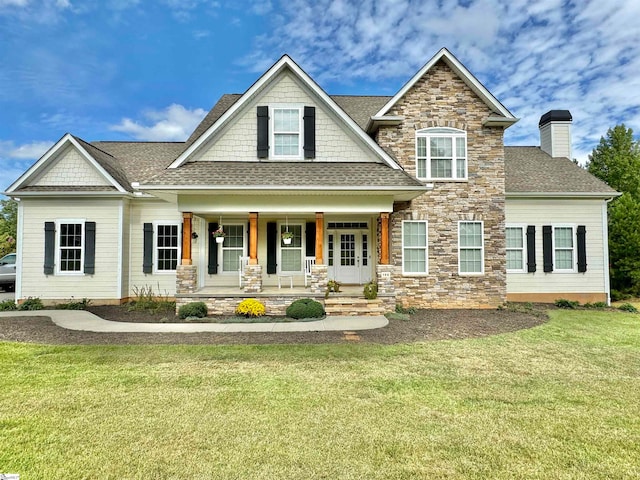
[{"x1": 324, "y1": 296, "x2": 389, "y2": 316}]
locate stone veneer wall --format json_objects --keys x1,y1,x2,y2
[
  {"x1": 176, "y1": 265, "x2": 197, "y2": 294},
  {"x1": 376, "y1": 60, "x2": 506, "y2": 308},
  {"x1": 176, "y1": 295, "x2": 325, "y2": 316},
  {"x1": 243, "y1": 264, "x2": 262, "y2": 293},
  {"x1": 309, "y1": 264, "x2": 328, "y2": 295}
]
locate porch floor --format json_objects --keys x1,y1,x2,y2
[{"x1": 187, "y1": 285, "x2": 365, "y2": 297}]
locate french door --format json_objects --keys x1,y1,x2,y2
[{"x1": 328, "y1": 230, "x2": 372, "y2": 284}]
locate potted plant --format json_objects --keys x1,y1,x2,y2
[
  {"x1": 213, "y1": 226, "x2": 226, "y2": 243},
  {"x1": 281, "y1": 231, "x2": 294, "y2": 245}
]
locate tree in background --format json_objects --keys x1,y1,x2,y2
[
  {"x1": 587, "y1": 125, "x2": 640, "y2": 296},
  {"x1": 0, "y1": 199, "x2": 17, "y2": 258}
]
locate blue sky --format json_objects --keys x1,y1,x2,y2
[{"x1": 1, "y1": 0, "x2": 640, "y2": 193}]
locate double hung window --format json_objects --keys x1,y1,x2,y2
[
  {"x1": 155, "y1": 223, "x2": 179, "y2": 272},
  {"x1": 402, "y1": 221, "x2": 428, "y2": 274},
  {"x1": 273, "y1": 107, "x2": 301, "y2": 157},
  {"x1": 280, "y1": 224, "x2": 303, "y2": 272},
  {"x1": 221, "y1": 225, "x2": 245, "y2": 272},
  {"x1": 416, "y1": 128, "x2": 467, "y2": 180},
  {"x1": 553, "y1": 226, "x2": 575, "y2": 271},
  {"x1": 58, "y1": 222, "x2": 83, "y2": 273},
  {"x1": 459, "y1": 221, "x2": 484, "y2": 274},
  {"x1": 506, "y1": 226, "x2": 526, "y2": 272}
]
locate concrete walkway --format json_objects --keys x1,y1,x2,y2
[{"x1": 0, "y1": 310, "x2": 388, "y2": 333}]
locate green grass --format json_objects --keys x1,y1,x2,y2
[{"x1": 1, "y1": 310, "x2": 639, "y2": 479}]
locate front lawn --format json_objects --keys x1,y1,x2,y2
[{"x1": 0, "y1": 310, "x2": 639, "y2": 479}]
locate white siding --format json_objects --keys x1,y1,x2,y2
[
  {"x1": 196, "y1": 71, "x2": 377, "y2": 163},
  {"x1": 540, "y1": 122, "x2": 571, "y2": 159},
  {"x1": 20, "y1": 198, "x2": 122, "y2": 301},
  {"x1": 505, "y1": 198, "x2": 607, "y2": 294},
  {"x1": 32, "y1": 145, "x2": 112, "y2": 186},
  {"x1": 128, "y1": 200, "x2": 182, "y2": 296},
  {"x1": 120, "y1": 199, "x2": 131, "y2": 298}
]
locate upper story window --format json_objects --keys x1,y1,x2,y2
[
  {"x1": 416, "y1": 128, "x2": 467, "y2": 180},
  {"x1": 272, "y1": 107, "x2": 302, "y2": 158}
]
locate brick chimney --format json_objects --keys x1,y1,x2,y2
[{"x1": 539, "y1": 110, "x2": 572, "y2": 159}]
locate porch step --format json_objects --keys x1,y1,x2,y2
[{"x1": 324, "y1": 296, "x2": 390, "y2": 316}]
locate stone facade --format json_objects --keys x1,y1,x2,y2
[
  {"x1": 176, "y1": 265, "x2": 197, "y2": 294},
  {"x1": 242, "y1": 264, "x2": 262, "y2": 293},
  {"x1": 376, "y1": 60, "x2": 507, "y2": 308},
  {"x1": 309, "y1": 264, "x2": 328, "y2": 295}
]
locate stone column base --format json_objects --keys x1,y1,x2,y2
[
  {"x1": 310, "y1": 264, "x2": 328, "y2": 295},
  {"x1": 243, "y1": 264, "x2": 263, "y2": 293},
  {"x1": 376, "y1": 264, "x2": 395, "y2": 295},
  {"x1": 176, "y1": 264, "x2": 197, "y2": 294}
]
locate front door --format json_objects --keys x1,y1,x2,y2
[{"x1": 329, "y1": 230, "x2": 372, "y2": 284}]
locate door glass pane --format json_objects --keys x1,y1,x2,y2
[
  {"x1": 328, "y1": 234, "x2": 334, "y2": 267},
  {"x1": 340, "y1": 234, "x2": 355, "y2": 266},
  {"x1": 362, "y1": 234, "x2": 368, "y2": 266}
]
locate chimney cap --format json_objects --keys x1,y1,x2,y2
[{"x1": 539, "y1": 110, "x2": 572, "y2": 127}]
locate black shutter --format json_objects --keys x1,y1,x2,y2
[
  {"x1": 305, "y1": 222, "x2": 316, "y2": 257},
  {"x1": 577, "y1": 225, "x2": 587, "y2": 273},
  {"x1": 257, "y1": 106, "x2": 269, "y2": 158},
  {"x1": 543, "y1": 225, "x2": 553, "y2": 272},
  {"x1": 526, "y1": 225, "x2": 536, "y2": 273},
  {"x1": 267, "y1": 222, "x2": 277, "y2": 274},
  {"x1": 44, "y1": 221, "x2": 55, "y2": 275},
  {"x1": 208, "y1": 222, "x2": 218, "y2": 274},
  {"x1": 303, "y1": 106, "x2": 316, "y2": 159},
  {"x1": 143, "y1": 223, "x2": 153, "y2": 274},
  {"x1": 84, "y1": 221, "x2": 96, "y2": 274}
]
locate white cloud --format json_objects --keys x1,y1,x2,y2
[
  {"x1": 0, "y1": 140, "x2": 53, "y2": 159},
  {"x1": 109, "y1": 104, "x2": 207, "y2": 141}
]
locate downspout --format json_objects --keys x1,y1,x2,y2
[{"x1": 602, "y1": 197, "x2": 615, "y2": 306}]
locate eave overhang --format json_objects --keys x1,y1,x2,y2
[{"x1": 506, "y1": 191, "x2": 621, "y2": 200}]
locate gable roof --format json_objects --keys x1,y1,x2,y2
[
  {"x1": 374, "y1": 48, "x2": 518, "y2": 127},
  {"x1": 169, "y1": 55, "x2": 402, "y2": 170},
  {"x1": 505, "y1": 146, "x2": 618, "y2": 197},
  {"x1": 6, "y1": 134, "x2": 131, "y2": 195}
]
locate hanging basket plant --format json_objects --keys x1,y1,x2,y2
[
  {"x1": 213, "y1": 226, "x2": 226, "y2": 243},
  {"x1": 281, "y1": 230, "x2": 294, "y2": 245}
]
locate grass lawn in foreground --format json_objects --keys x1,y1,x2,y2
[{"x1": 0, "y1": 310, "x2": 639, "y2": 479}]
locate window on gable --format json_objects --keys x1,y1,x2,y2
[
  {"x1": 459, "y1": 221, "x2": 484, "y2": 274},
  {"x1": 402, "y1": 221, "x2": 428, "y2": 274},
  {"x1": 416, "y1": 128, "x2": 467, "y2": 180},
  {"x1": 273, "y1": 107, "x2": 301, "y2": 157},
  {"x1": 553, "y1": 226, "x2": 575, "y2": 271},
  {"x1": 155, "y1": 223, "x2": 180, "y2": 272},
  {"x1": 506, "y1": 226, "x2": 526, "y2": 272},
  {"x1": 58, "y1": 222, "x2": 83, "y2": 273}
]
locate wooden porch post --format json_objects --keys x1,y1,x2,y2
[
  {"x1": 181, "y1": 212, "x2": 193, "y2": 265},
  {"x1": 315, "y1": 212, "x2": 324, "y2": 264},
  {"x1": 249, "y1": 212, "x2": 258, "y2": 265},
  {"x1": 380, "y1": 212, "x2": 390, "y2": 265}
]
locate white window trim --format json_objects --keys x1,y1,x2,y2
[
  {"x1": 278, "y1": 222, "x2": 304, "y2": 273},
  {"x1": 219, "y1": 223, "x2": 246, "y2": 274},
  {"x1": 153, "y1": 221, "x2": 181, "y2": 274},
  {"x1": 458, "y1": 220, "x2": 485, "y2": 275},
  {"x1": 55, "y1": 219, "x2": 85, "y2": 276},
  {"x1": 552, "y1": 224, "x2": 577, "y2": 273},
  {"x1": 270, "y1": 104, "x2": 303, "y2": 159},
  {"x1": 415, "y1": 127, "x2": 468, "y2": 181},
  {"x1": 506, "y1": 224, "x2": 527, "y2": 273},
  {"x1": 401, "y1": 220, "x2": 429, "y2": 276}
]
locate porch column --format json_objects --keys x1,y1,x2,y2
[
  {"x1": 315, "y1": 212, "x2": 324, "y2": 264},
  {"x1": 181, "y1": 212, "x2": 193, "y2": 265},
  {"x1": 380, "y1": 212, "x2": 390, "y2": 265},
  {"x1": 249, "y1": 212, "x2": 258, "y2": 265}
]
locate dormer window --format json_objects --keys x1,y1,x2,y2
[
  {"x1": 416, "y1": 127, "x2": 467, "y2": 180},
  {"x1": 257, "y1": 105, "x2": 315, "y2": 160},
  {"x1": 273, "y1": 107, "x2": 302, "y2": 157}
]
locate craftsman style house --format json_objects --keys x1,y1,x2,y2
[{"x1": 5, "y1": 48, "x2": 618, "y2": 314}]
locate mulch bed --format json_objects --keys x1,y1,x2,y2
[{"x1": 0, "y1": 305, "x2": 548, "y2": 345}]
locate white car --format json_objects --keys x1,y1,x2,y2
[{"x1": 0, "y1": 253, "x2": 16, "y2": 292}]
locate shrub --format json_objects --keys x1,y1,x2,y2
[
  {"x1": 128, "y1": 285, "x2": 175, "y2": 313},
  {"x1": 611, "y1": 290, "x2": 631, "y2": 302},
  {"x1": 0, "y1": 299, "x2": 17, "y2": 311},
  {"x1": 555, "y1": 298, "x2": 580, "y2": 309},
  {"x1": 55, "y1": 298, "x2": 91, "y2": 310},
  {"x1": 618, "y1": 303, "x2": 638, "y2": 313},
  {"x1": 178, "y1": 302, "x2": 208, "y2": 319},
  {"x1": 583, "y1": 302, "x2": 608, "y2": 310},
  {"x1": 325, "y1": 280, "x2": 341, "y2": 298},
  {"x1": 18, "y1": 297, "x2": 44, "y2": 311},
  {"x1": 235, "y1": 299, "x2": 266, "y2": 318},
  {"x1": 286, "y1": 298, "x2": 325, "y2": 319},
  {"x1": 395, "y1": 304, "x2": 416, "y2": 315},
  {"x1": 363, "y1": 282, "x2": 378, "y2": 300}
]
